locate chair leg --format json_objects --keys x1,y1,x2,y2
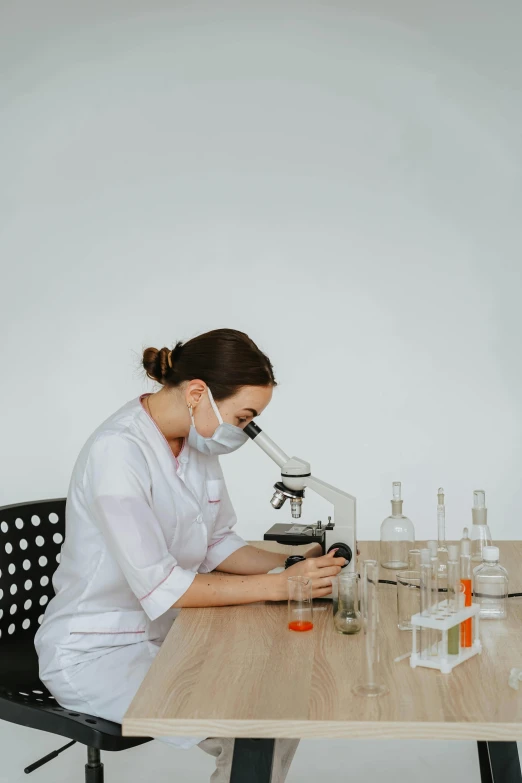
[{"x1": 85, "y1": 747, "x2": 104, "y2": 783}]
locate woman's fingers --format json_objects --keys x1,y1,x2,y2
[
  {"x1": 312, "y1": 586, "x2": 334, "y2": 597},
  {"x1": 313, "y1": 574, "x2": 339, "y2": 589},
  {"x1": 314, "y1": 553, "x2": 346, "y2": 569},
  {"x1": 312, "y1": 565, "x2": 342, "y2": 579}
]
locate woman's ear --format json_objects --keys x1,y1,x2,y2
[{"x1": 185, "y1": 379, "x2": 207, "y2": 407}]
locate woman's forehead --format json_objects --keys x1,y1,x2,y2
[{"x1": 232, "y1": 385, "x2": 273, "y2": 412}]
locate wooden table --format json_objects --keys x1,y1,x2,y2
[{"x1": 123, "y1": 541, "x2": 522, "y2": 783}]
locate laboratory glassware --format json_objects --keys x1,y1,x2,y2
[
  {"x1": 471, "y1": 490, "x2": 492, "y2": 563},
  {"x1": 334, "y1": 572, "x2": 362, "y2": 635},
  {"x1": 447, "y1": 544, "x2": 461, "y2": 654},
  {"x1": 287, "y1": 576, "x2": 313, "y2": 632},
  {"x1": 408, "y1": 549, "x2": 421, "y2": 570},
  {"x1": 353, "y1": 560, "x2": 388, "y2": 697},
  {"x1": 430, "y1": 552, "x2": 440, "y2": 656},
  {"x1": 436, "y1": 487, "x2": 448, "y2": 576},
  {"x1": 419, "y1": 549, "x2": 432, "y2": 659},
  {"x1": 396, "y1": 570, "x2": 420, "y2": 631},
  {"x1": 380, "y1": 482, "x2": 415, "y2": 570},
  {"x1": 410, "y1": 591, "x2": 481, "y2": 674},
  {"x1": 473, "y1": 546, "x2": 508, "y2": 620},
  {"x1": 460, "y1": 533, "x2": 472, "y2": 648}
]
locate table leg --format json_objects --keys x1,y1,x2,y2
[
  {"x1": 477, "y1": 741, "x2": 522, "y2": 783},
  {"x1": 230, "y1": 738, "x2": 275, "y2": 783}
]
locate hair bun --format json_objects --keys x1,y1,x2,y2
[{"x1": 142, "y1": 346, "x2": 172, "y2": 384}]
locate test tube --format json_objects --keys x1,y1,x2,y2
[
  {"x1": 419, "y1": 549, "x2": 431, "y2": 659},
  {"x1": 430, "y1": 552, "x2": 440, "y2": 655},
  {"x1": 460, "y1": 533, "x2": 472, "y2": 648},
  {"x1": 353, "y1": 560, "x2": 388, "y2": 697},
  {"x1": 437, "y1": 487, "x2": 448, "y2": 575},
  {"x1": 287, "y1": 576, "x2": 313, "y2": 632},
  {"x1": 408, "y1": 549, "x2": 421, "y2": 570},
  {"x1": 447, "y1": 545, "x2": 460, "y2": 655}
]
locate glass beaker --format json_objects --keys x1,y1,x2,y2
[
  {"x1": 287, "y1": 576, "x2": 313, "y2": 632},
  {"x1": 396, "y1": 570, "x2": 420, "y2": 630},
  {"x1": 334, "y1": 572, "x2": 362, "y2": 635}
]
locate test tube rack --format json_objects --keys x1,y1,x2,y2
[{"x1": 410, "y1": 601, "x2": 481, "y2": 674}]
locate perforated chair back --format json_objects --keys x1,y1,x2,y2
[
  {"x1": 0, "y1": 499, "x2": 150, "y2": 753},
  {"x1": 0, "y1": 498, "x2": 65, "y2": 646}
]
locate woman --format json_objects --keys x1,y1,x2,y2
[{"x1": 35, "y1": 328, "x2": 344, "y2": 782}]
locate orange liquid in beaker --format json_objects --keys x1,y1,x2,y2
[{"x1": 288, "y1": 620, "x2": 314, "y2": 632}]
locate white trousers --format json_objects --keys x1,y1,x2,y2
[{"x1": 198, "y1": 738, "x2": 299, "y2": 783}]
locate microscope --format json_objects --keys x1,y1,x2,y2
[{"x1": 244, "y1": 422, "x2": 357, "y2": 572}]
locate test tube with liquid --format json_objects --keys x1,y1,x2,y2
[
  {"x1": 447, "y1": 544, "x2": 460, "y2": 655},
  {"x1": 460, "y1": 530, "x2": 472, "y2": 648},
  {"x1": 353, "y1": 560, "x2": 388, "y2": 697}
]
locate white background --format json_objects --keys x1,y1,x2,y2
[{"x1": 1, "y1": 1, "x2": 521, "y2": 780}]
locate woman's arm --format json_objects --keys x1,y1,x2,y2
[
  {"x1": 215, "y1": 545, "x2": 286, "y2": 574},
  {"x1": 214, "y1": 543, "x2": 323, "y2": 575},
  {"x1": 173, "y1": 551, "x2": 344, "y2": 608}
]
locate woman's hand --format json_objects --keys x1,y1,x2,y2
[
  {"x1": 303, "y1": 543, "x2": 323, "y2": 558},
  {"x1": 277, "y1": 551, "x2": 345, "y2": 599}
]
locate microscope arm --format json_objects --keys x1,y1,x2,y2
[{"x1": 306, "y1": 475, "x2": 356, "y2": 506}]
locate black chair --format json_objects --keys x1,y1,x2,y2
[{"x1": 0, "y1": 499, "x2": 150, "y2": 782}]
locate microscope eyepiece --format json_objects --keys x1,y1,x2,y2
[{"x1": 244, "y1": 421, "x2": 262, "y2": 440}]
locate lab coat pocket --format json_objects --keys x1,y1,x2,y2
[{"x1": 66, "y1": 611, "x2": 149, "y2": 654}]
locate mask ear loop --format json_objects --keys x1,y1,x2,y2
[{"x1": 206, "y1": 387, "x2": 224, "y2": 425}]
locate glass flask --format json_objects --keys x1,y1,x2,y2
[
  {"x1": 380, "y1": 482, "x2": 415, "y2": 570},
  {"x1": 333, "y1": 572, "x2": 362, "y2": 635}
]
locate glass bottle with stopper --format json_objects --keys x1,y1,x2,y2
[
  {"x1": 471, "y1": 490, "x2": 492, "y2": 562},
  {"x1": 380, "y1": 481, "x2": 415, "y2": 570},
  {"x1": 473, "y1": 546, "x2": 508, "y2": 619}
]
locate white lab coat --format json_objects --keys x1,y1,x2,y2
[{"x1": 35, "y1": 395, "x2": 247, "y2": 749}]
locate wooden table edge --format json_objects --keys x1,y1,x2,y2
[{"x1": 122, "y1": 718, "x2": 522, "y2": 742}]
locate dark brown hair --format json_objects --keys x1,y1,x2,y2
[{"x1": 142, "y1": 328, "x2": 277, "y2": 401}]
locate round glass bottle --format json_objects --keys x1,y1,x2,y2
[{"x1": 380, "y1": 481, "x2": 415, "y2": 570}]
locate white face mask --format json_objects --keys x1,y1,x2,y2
[{"x1": 187, "y1": 387, "x2": 249, "y2": 456}]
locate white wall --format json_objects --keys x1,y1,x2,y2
[
  {"x1": 1, "y1": 1, "x2": 521, "y2": 778},
  {"x1": 1, "y1": 0, "x2": 521, "y2": 542}
]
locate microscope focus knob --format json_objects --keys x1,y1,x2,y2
[{"x1": 327, "y1": 543, "x2": 352, "y2": 568}]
